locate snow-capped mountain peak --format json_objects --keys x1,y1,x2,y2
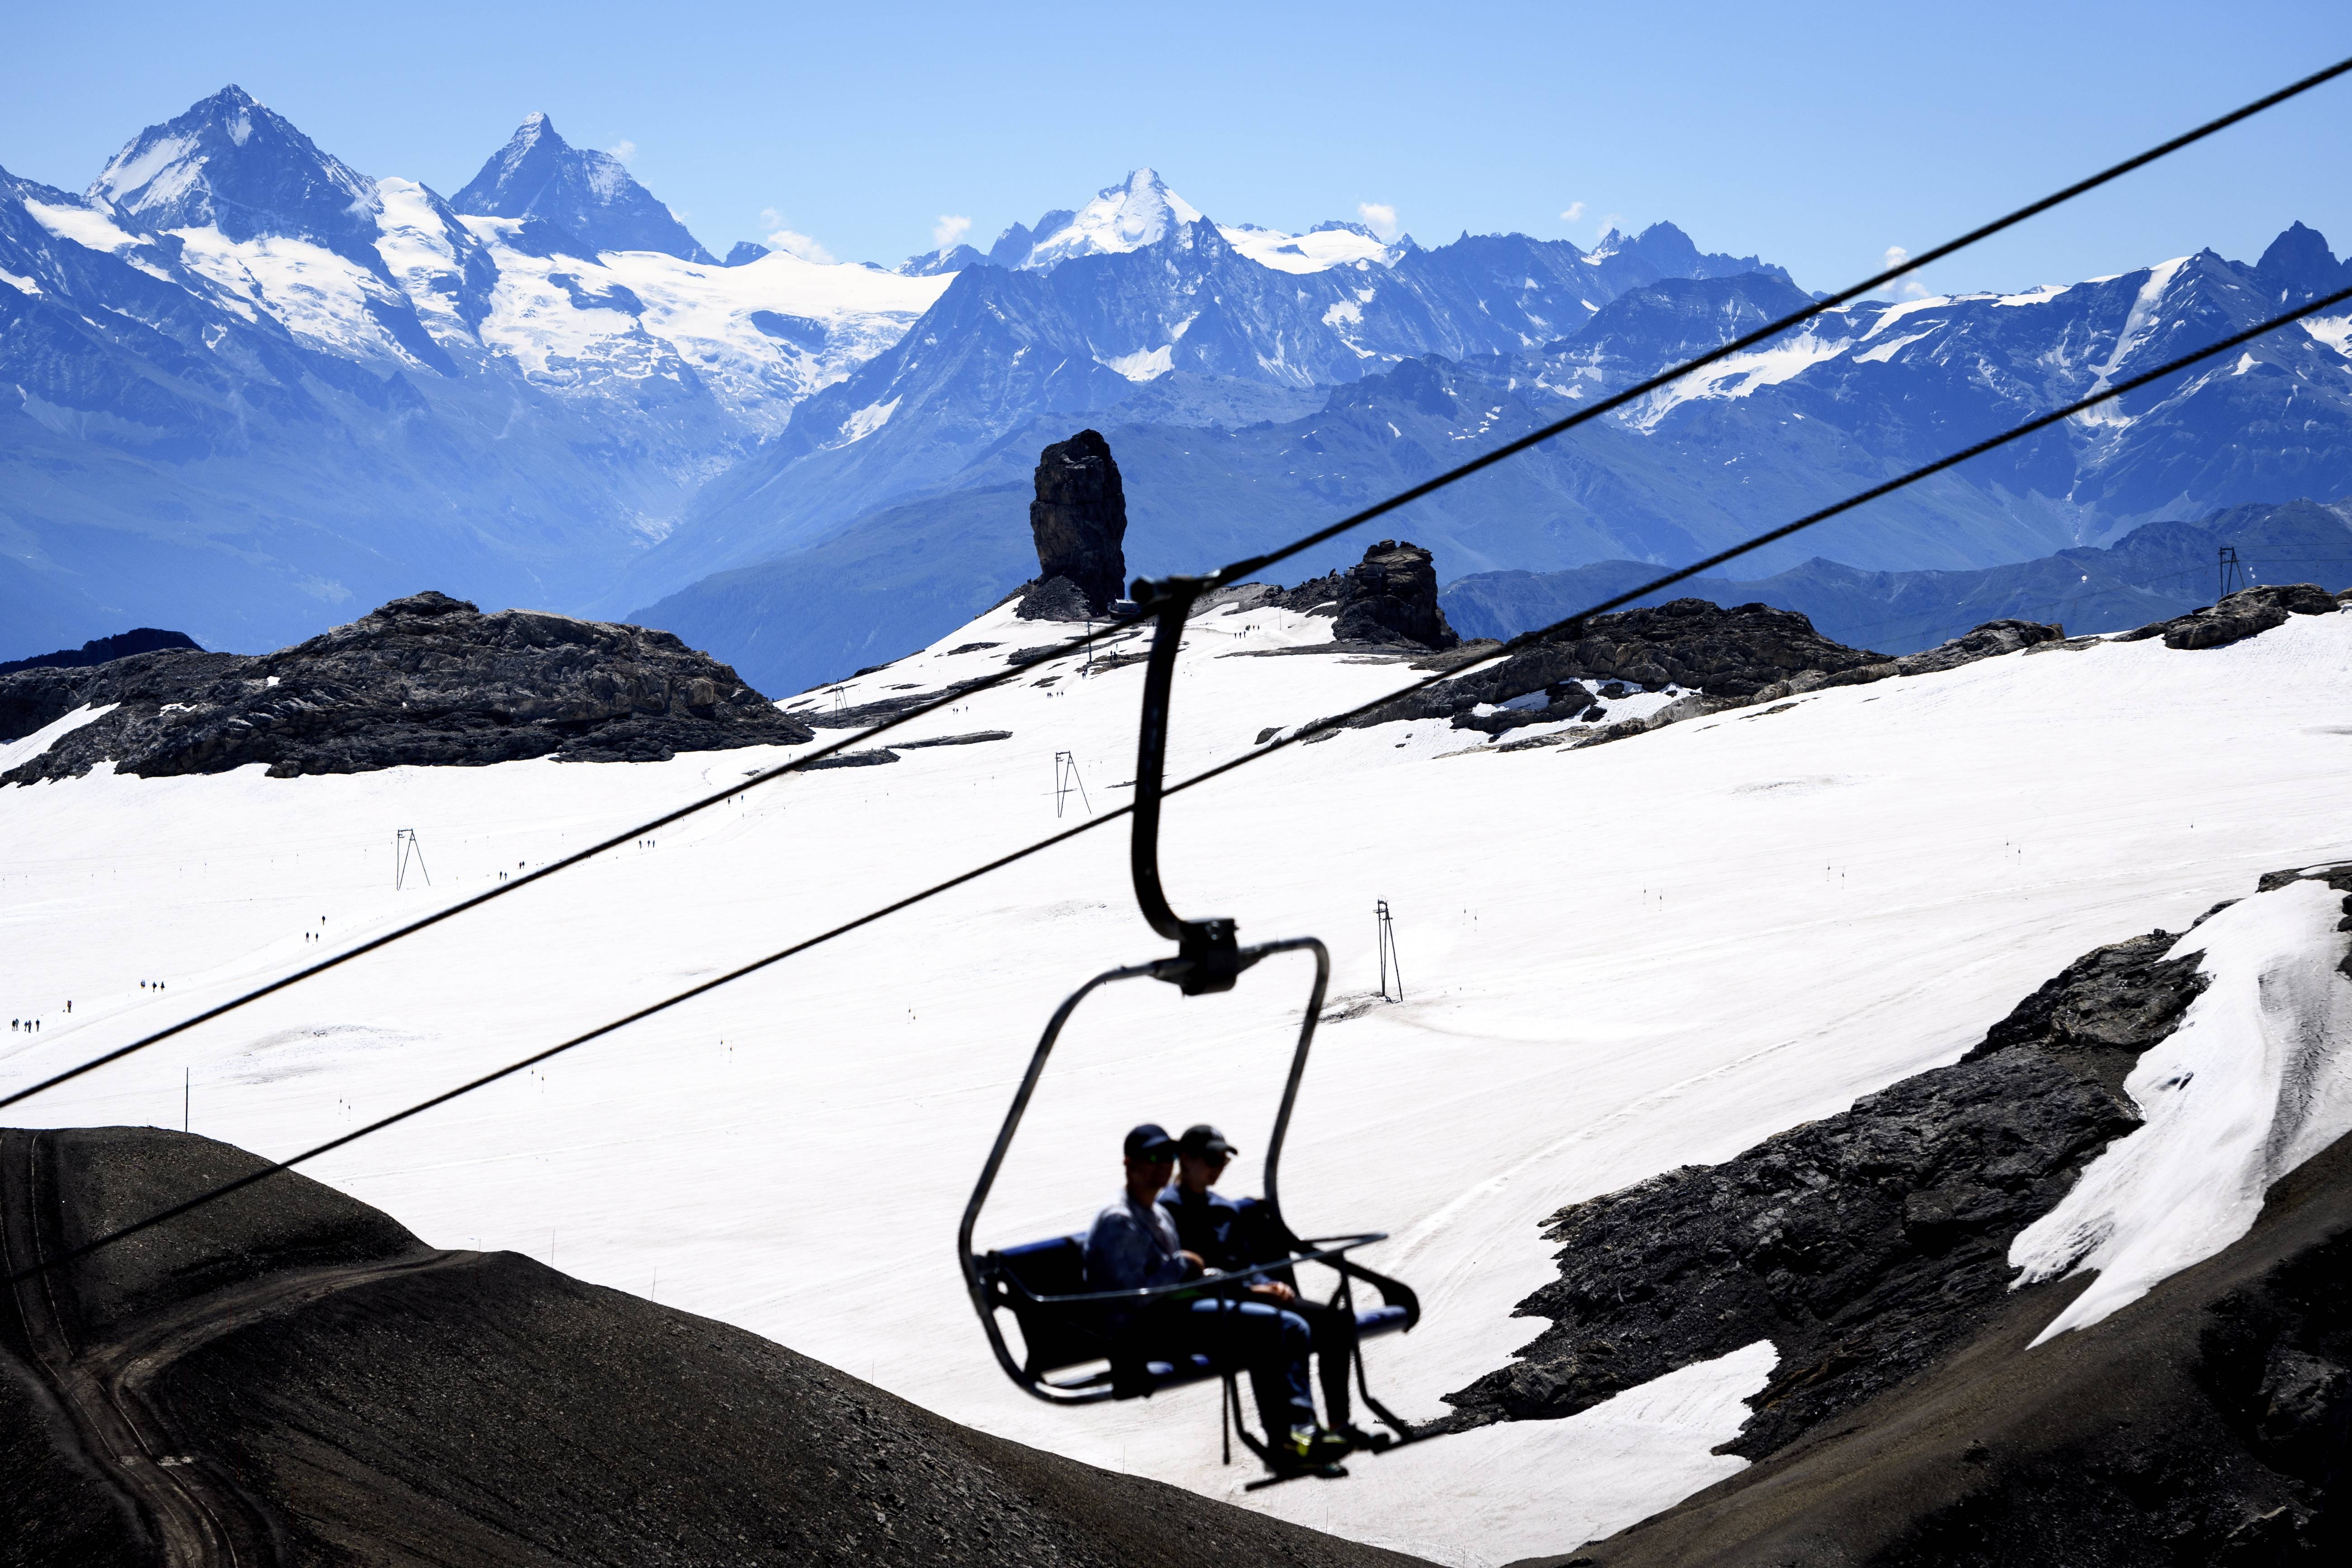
[
  {"x1": 1019, "y1": 167, "x2": 1203, "y2": 269},
  {"x1": 451, "y1": 112, "x2": 716, "y2": 265},
  {"x1": 87, "y1": 84, "x2": 381, "y2": 259}
]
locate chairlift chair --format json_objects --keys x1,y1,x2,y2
[{"x1": 958, "y1": 577, "x2": 1422, "y2": 1482}]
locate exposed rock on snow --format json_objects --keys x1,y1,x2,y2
[
  {"x1": 0, "y1": 1127, "x2": 1426, "y2": 1568},
  {"x1": 1439, "y1": 924, "x2": 2201, "y2": 1452},
  {"x1": 1463, "y1": 864, "x2": 2352, "y2": 1567},
  {"x1": 2115, "y1": 582, "x2": 2341, "y2": 650},
  {"x1": 1340, "y1": 598, "x2": 1886, "y2": 735},
  {"x1": 1014, "y1": 574, "x2": 1099, "y2": 623},
  {"x1": 1892, "y1": 617, "x2": 2064, "y2": 675},
  {"x1": 0, "y1": 592, "x2": 812, "y2": 784},
  {"x1": 1559, "y1": 1127, "x2": 2352, "y2": 1568},
  {"x1": 1276, "y1": 540, "x2": 1461, "y2": 650},
  {"x1": 1020, "y1": 430, "x2": 1129, "y2": 616}
]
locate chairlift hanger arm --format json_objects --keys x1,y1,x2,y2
[{"x1": 1128, "y1": 575, "x2": 1246, "y2": 994}]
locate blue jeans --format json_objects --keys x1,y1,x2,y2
[{"x1": 1166, "y1": 1296, "x2": 1316, "y2": 1435}]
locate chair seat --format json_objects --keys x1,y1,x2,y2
[{"x1": 985, "y1": 1231, "x2": 1414, "y2": 1398}]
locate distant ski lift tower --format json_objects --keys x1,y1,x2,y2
[
  {"x1": 1053, "y1": 751, "x2": 1090, "y2": 818},
  {"x1": 2218, "y1": 545, "x2": 2249, "y2": 599},
  {"x1": 1376, "y1": 899, "x2": 1404, "y2": 1002},
  {"x1": 393, "y1": 828, "x2": 432, "y2": 891}
]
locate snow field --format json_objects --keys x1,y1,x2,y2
[{"x1": 4, "y1": 604, "x2": 2351, "y2": 1563}]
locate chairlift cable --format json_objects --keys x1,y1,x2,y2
[
  {"x1": 12, "y1": 282, "x2": 2343, "y2": 1291},
  {"x1": 5, "y1": 58, "x2": 2341, "y2": 1116}
]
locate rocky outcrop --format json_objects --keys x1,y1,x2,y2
[
  {"x1": 1459, "y1": 864, "x2": 2352, "y2": 1568},
  {"x1": 1014, "y1": 574, "x2": 1098, "y2": 622},
  {"x1": 1020, "y1": 430, "x2": 1129, "y2": 616},
  {"x1": 1553, "y1": 1124, "x2": 2352, "y2": 1568},
  {"x1": 1342, "y1": 598, "x2": 1886, "y2": 735},
  {"x1": 1441, "y1": 922, "x2": 2209, "y2": 1449},
  {"x1": 0, "y1": 1127, "x2": 1426, "y2": 1568},
  {"x1": 0, "y1": 592, "x2": 813, "y2": 784},
  {"x1": 1893, "y1": 617, "x2": 2063, "y2": 675},
  {"x1": 0, "y1": 628, "x2": 201, "y2": 677},
  {"x1": 1278, "y1": 540, "x2": 1460, "y2": 649},
  {"x1": 2115, "y1": 582, "x2": 2340, "y2": 649}
]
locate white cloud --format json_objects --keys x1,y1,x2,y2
[
  {"x1": 933, "y1": 214, "x2": 972, "y2": 250},
  {"x1": 606, "y1": 139, "x2": 637, "y2": 164},
  {"x1": 767, "y1": 228, "x2": 835, "y2": 264},
  {"x1": 759, "y1": 208, "x2": 837, "y2": 265},
  {"x1": 1560, "y1": 201, "x2": 1586, "y2": 223},
  {"x1": 1357, "y1": 201, "x2": 1399, "y2": 241},
  {"x1": 1881, "y1": 244, "x2": 1931, "y2": 300}
]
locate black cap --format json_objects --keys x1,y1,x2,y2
[
  {"x1": 1124, "y1": 1123, "x2": 1179, "y2": 1161},
  {"x1": 1179, "y1": 1123, "x2": 1238, "y2": 1160}
]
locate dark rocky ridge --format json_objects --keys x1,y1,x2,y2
[
  {"x1": 0, "y1": 1127, "x2": 1428, "y2": 1568},
  {"x1": 0, "y1": 629, "x2": 201, "y2": 678},
  {"x1": 1020, "y1": 429, "x2": 1129, "y2": 616},
  {"x1": 1338, "y1": 598, "x2": 1903, "y2": 737},
  {"x1": 0, "y1": 592, "x2": 814, "y2": 785},
  {"x1": 1460, "y1": 863, "x2": 2352, "y2": 1566},
  {"x1": 2113, "y1": 580, "x2": 2341, "y2": 649}
]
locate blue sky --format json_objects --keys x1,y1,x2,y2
[{"x1": 6, "y1": 1, "x2": 2349, "y2": 293}]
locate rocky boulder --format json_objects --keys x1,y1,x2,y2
[
  {"x1": 0, "y1": 592, "x2": 813, "y2": 784},
  {"x1": 1279, "y1": 540, "x2": 1460, "y2": 649},
  {"x1": 2115, "y1": 582, "x2": 2340, "y2": 649},
  {"x1": 1020, "y1": 429, "x2": 1128, "y2": 616}
]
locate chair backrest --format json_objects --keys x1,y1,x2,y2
[{"x1": 984, "y1": 1235, "x2": 1110, "y2": 1375}]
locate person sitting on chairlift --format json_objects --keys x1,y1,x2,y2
[
  {"x1": 1161, "y1": 1123, "x2": 1378, "y2": 1452},
  {"x1": 1083, "y1": 1123, "x2": 1351, "y2": 1475}
]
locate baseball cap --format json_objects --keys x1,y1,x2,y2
[
  {"x1": 1179, "y1": 1124, "x2": 1238, "y2": 1160},
  {"x1": 1123, "y1": 1123, "x2": 1179, "y2": 1161}
]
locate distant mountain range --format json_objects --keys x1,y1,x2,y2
[
  {"x1": 1441, "y1": 497, "x2": 2352, "y2": 654},
  {"x1": 8, "y1": 85, "x2": 2352, "y2": 697},
  {"x1": 634, "y1": 233, "x2": 2352, "y2": 693},
  {"x1": 0, "y1": 86, "x2": 947, "y2": 657}
]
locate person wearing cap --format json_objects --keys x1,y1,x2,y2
[
  {"x1": 1083, "y1": 1123, "x2": 1344, "y2": 1476},
  {"x1": 1161, "y1": 1123, "x2": 1370, "y2": 1449}
]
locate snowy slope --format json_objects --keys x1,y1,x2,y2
[{"x1": 4, "y1": 598, "x2": 2349, "y2": 1562}]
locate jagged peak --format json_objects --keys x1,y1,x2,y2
[
  {"x1": 451, "y1": 112, "x2": 714, "y2": 264},
  {"x1": 1020, "y1": 168, "x2": 1204, "y2": 270},
  {"x1": 87, "y1": 85, "x2": 378, "y2": 251}
]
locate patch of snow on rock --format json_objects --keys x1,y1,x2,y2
[
  {"x1": 0, "y1": 704, "x2": 119, "y2": 776},
  {"x1": 2012, "y1": 875, "x2": 2352, "y2": 1342}
]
